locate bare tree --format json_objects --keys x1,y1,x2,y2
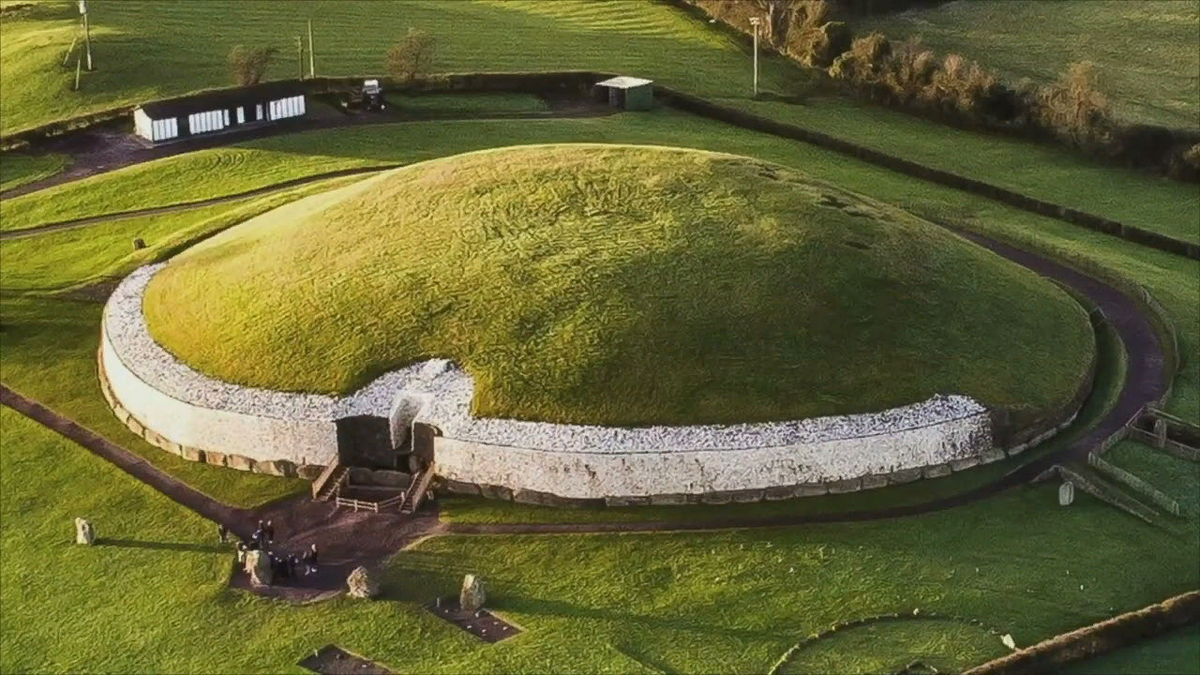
[
  {"x1": 386, "y1": 28, "x2": 435, "y2": 82},
  {"x1": 229, "y1": 45, "x2": 278, "y2": 86}
]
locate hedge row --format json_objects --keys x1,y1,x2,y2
[
  {"x1": 962, "y1": 591, "x2": 1200, "y2": 674},
  {"x1": 653, "y1": 85, "x2": 1200, "y2": 260}
]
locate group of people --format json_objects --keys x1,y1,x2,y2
[{"x1": 220, "y1": 520, "x2": 320, "y2": 583}]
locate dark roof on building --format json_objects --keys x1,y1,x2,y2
[{"x1": 138, "y1": 80, "x2": 306, "y2": 119}]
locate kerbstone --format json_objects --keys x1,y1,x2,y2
[
  {"x1": 950, "y1": 456, "x2": 980, "y2": 472},
  {"x1": 296, "y1": 464, "x2": 324, "y2": 480},
  {"x1": 478, "y1": 484, "x2": 513, "y2": 501},
  {"x1": 649, "y1": 493, "x2": 692, "y2": 506},
  {"x1": 227, "y1": 454, "x2": 257, "y2": 471},
  {"x1": 793, "y1": 483, "x2": 829, "y2": 497},
  {"x1": 204, "y1": 451, "x2": 229, "y2": 467},
  {"x1": 887, "y1": 468, "x2": 922, "y2": 485},
  {"x1": 860, "y1": 474, "x2": 888, "y2": 490},
  {"x1": 922, "y1": 463, "x2": 951, "y2": 479},
  {"x1": 826, "y1": 478, "x2": 862, "y2": 494}
]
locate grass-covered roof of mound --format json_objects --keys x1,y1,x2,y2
[{"x1": 143, "y1": 144, "x2": 1094, "y2": 426}]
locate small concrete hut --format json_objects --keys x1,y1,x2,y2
[{"x1": 593, "y1": 76, "x2": 654, "y2": 111}]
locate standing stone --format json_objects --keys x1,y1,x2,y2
[
  {"x1": 460, "y1": 574, "x2": 485, "y2": 613},
  {"x1": 74, "y1": 518, "x2": 95, "y2": 545},
  {"x1": 346, "y1": 566, "x2": 381, "y2": 599},
  {"x1": 245, "y1": 549, "x2": 272, "y2": 586},
  {"x1": 132, "y1": 238, "x2": 146, "y2": 250},
  {"x1": 1058, "y1": 481, "x2": 1075, "y2": 506}
]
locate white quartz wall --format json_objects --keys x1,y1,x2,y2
[
  {"x1": 101, "y1": 328, "x2": 339, "y2": 466},
  {"x1": 101, "y1": 263, "x2": 995, "y2": 498},
  {"x1": 434, "y1": 411, "x2": 991, "y2": 498}
]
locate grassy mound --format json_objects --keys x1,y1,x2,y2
[{"x1": 144, "y1": 144, "x2": 1093, "y2": 426}]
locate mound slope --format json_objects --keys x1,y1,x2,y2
[{"x1": 144, "y1": 144, "x2": 1094, "y2": 426}]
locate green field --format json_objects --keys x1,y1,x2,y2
[
  {"x1": 720, "y1": 97, "x2": 1200, "y2": 244},
  {"x1": 143, "y1": 144, "x2": 1092, "y2": 425},
  {"x1": 1, "y1": 105, "x2": 1198, "y2": 671},
  {"x1": 0, "y1": 151, "x2": 69, "y2": 192},
  {"x1": 4, "y1": 406, "x2": 1199, "y2": 674},
  {"x1": 0, "y1": 0, "x2": 805, "y2": 136},
  {"x1": 857, "y1": 0, "x2": 1200, "y2": 129}
]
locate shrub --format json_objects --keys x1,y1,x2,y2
[
  {"x1": 386, "y1": 28, "x2": 436, "y2": 82},
  {"x1": 1032, "y1": 61, "x2": 1113, "y2": 148},
  {"x1": 228, "y1": 45, "x2": 277, "y2": 87}
]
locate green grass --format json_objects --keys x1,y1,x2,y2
[
  {"x1": 4, "y1": 404, "x2": 1198, "y2": 673},
  {"x1": 0, "y1": 145, "x2": 394, "y2": 232},
  {"x1": 143, "y1": 144, "x2": 1093, "y2": 425},
  {"x1": 776, "y1": 619, "x2": 1004, "y2": 674},
  {"x1": 720, "y1": 97, "x2": 1200, "y2": 244},
  {"x1": 856, "y1": 0, "x2": 1200, "y2": 129},
  {"x1": 439, "y1": 281, "x2": 1127, "y2": 525},
  {"x1": 1065, "y1": 623, "x2": 1200, "y2": 674},
  {"x1": 3, "y1": 109, "x2": 1194, "y2": 429},
  {"x1": 0, "y1": 178, "x2": 365, "y2": 508},
  {"x1": 388, "y1": 92, "x2": 549, "y2": 114},
  {"x1": 0, "y1": 151, "x2": 69, "y2": 192},
  {"x1": 0, "y1": 0, "x2": 806, "y2": 136}
]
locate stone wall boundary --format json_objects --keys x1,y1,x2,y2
[{"x1": 961, "y1": 590, "x2": 1200, "y2": 675}]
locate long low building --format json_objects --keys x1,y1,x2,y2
[{"x1": 133, "y1": 81, "x2": 308, "y2": 143}]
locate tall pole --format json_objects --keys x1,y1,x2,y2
[
  {"x1": 83, "y1": 11, "x2": 93, "y2": 71},
  {"x1": 307, "y1": 18, "x2": 315, "y2": 78},
  {"x1": 750, "y1": 17, "x2": 760, "y2": 98}
]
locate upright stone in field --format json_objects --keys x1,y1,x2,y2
[
  {"x1": 460, "y1": 574, "x2": 485, "y2": 613},
  {"x1": 74, "y1": 518, "x2": 95, "y2": 545},
  {"x1": 1059, "y1": 481, "x2": 1075, "y2": 506},
  {"x1": 346, "y1": 566, "x2": 381, "y2": 599},
  {"x1": 245, "y1": 550, "x2": 272, "y2": 586}
]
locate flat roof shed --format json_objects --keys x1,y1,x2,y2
[
  {"x1": 594, "y1": 76, "x2": 654, "y2": 111},
  {"x1": 133, "y1": 81, "x2": 308, "y2": 144}
]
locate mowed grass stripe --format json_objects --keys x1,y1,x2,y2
[
  {"x1": 144, "y1": 144, "x2": 1094, "y2": 426},
  {"x1": 0, "y1": 0, "x2": 805, "y2": 136}
]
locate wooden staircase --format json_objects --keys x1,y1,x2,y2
[
  {"x1": 400, "y1": 463, "x2": 437, "y2": 514},
  {"x1": 312, "y1": 461, "x2": 348, "y2": 502}
]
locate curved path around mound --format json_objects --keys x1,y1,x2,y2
[{"x1": 0, "y1": 222, "x2": 1169, "y2": 602}]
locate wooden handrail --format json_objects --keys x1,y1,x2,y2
[{"x1": 311, "y1": 460, "x2": 342, "y2": 498}]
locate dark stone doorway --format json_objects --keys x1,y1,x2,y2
[{"x1": 335, "y1": 415, "x2": 396, "y2": 469}]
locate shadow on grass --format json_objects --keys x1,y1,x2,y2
[
  {"x1": 95, "y1": 537, "x2": 228, "y2": 553},
  {"x1": 495, "y1": 594, "x2": 785, "y2": 641}
]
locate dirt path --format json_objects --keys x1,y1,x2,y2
[{"x1": 0, "y1": 228, "x2": 1169, "y2": 596}]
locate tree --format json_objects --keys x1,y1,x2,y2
[
  {"x1": 386, "y1": 29, "x2": 435, "y2": 83},
  {"x1": 228, "y1": 45, "x2": 277, "y2": 86}
]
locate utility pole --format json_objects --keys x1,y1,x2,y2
[
  {"x1": 81, "y1": 0, "x2": 93, "y2": 71},
  {"x1": 749, "y1": 16, "x2": 761, "y2": 98},
  {"x1": 296, "y1": 36, "x2": 304, "y2": 79},
  {"x1": 307, "y1": 18, "x2": 315, "y2": 78}
]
